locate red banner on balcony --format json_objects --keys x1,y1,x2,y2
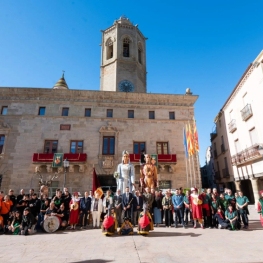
[
  {"x1": 129, "y1": 154, "x2": 176, "y2": 163},
  {"x1": 32, "y1": 153, "x2": 87, "y2": 163}
]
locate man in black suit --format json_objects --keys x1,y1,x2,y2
[
  {"x1": 79, "y1": 191, "x2": 91, "y2": 229},
  {"x1": 113, "y1": 189, "x2": 123, "y2": 227},
  {"x1": 133, "y1": 190, "x2": 143, "y2": 226},
  {"x1": 122, "y1": 187, "x2": 133, "y2": 222}
]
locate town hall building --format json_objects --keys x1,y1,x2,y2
[{"x1": 0, "y1": 16, "x2": 199, "y2": 195}]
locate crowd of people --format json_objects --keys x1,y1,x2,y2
[{"x1": 0, "y1": 186, "x2": 262, "y2": 236}]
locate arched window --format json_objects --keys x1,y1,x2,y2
[
  {"x1": 123, "y1": 37, "x2": 131, "y2": 57},
  {"x1": 138, "y1": 42, "x2": 143, "y2": 64},
  {"x1": 106, "y1": 38, "x2": 113, "y2": 60}
]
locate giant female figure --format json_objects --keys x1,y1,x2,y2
[{"x1": 116, "y1": 150, "x2": 135, "y2": 194}]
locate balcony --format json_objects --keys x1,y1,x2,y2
[
  {"x1": 32, "y1": 153, "x2": 87, "y2": 163},
  {"x1": 241, "y1": 104, "x2": 253, "y2": 121},
  {"x1": 231, "y1": 143, "x2": 263, "y2": 166},
  {"x1": 221, "y1": 144, "x2": 226, "y2": 153},
  {"x1": 213, "y1": 150, "x2": 218, "y2": 159},
  {"x1": 210, "y1": 127, "x2": 217, "y2": 141},
  {"x1": 222, "y1": 168, "x2": 230, "y2": 178},
  {"x1": 214, "y1": 171, "x2": 221, "y2": 180},
  {"x1": 228, "y1": 119, "x2": 237, "y2": 133},
  {"x1": 129, "y1": 154, "x2": 177, "y2": 163}
]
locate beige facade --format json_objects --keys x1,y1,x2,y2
[
  {"x1": 0, "y1": 88, "x2": 199, "y2": 193},
  {"x1": 211, "y1": 50, "x2": 263, "y2": 203},
  {"x1": 0, "y1": 17, "x2": 200, "y2": 194}
]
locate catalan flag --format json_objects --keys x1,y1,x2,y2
[
  {"x1": 193, "y1": 118, "x2": 200, "y2": 152},
  {"x1": 186, "y1": 123, "x2": 194, "y2": 156}
]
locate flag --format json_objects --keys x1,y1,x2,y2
[
  {"x1": 193, "y1": 118, "x2": 200, "y2": 152},
  {"x1": 92, "y1": 167, "x2": 101, "y2": 195},
  {"x1": 186, "y1": 124, "x2": 194, "y2": 156},
  {"x1": 52, "y1": 153, "x2": 64, "y2": 167},
  {"x1": 183, "y1": 128, "x2": 189, "y2": 158},
  {"x1": 188, "y1": 123, "x2": 195, "y2": 155}
]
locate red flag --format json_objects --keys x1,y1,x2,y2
[
  {"x1": 193, "y1": 118, "x2": 200, "y2": 152},
  {"x1": 92, "y1": 167, "x2": 101, "y2": 194}
]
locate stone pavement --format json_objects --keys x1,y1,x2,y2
[{"x1": 0, "y1": 205, "x2": 262, "y2": 263}]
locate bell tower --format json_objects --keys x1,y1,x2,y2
[{"x1": 100, "y1": 16, "x2": 147, "y2": 93}]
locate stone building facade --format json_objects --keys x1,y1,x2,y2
[{"x1": 0, "y1": 17, "x2": 200, "y2": 194}]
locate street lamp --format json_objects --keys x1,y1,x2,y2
[{"x1": 63, "y1": 158, "x2": 70, "y2": 188}]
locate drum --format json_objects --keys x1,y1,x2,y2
[{"x1": 43, "y1": 216, "x2": 61, "y2": 233}]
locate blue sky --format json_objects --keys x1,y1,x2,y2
[{"x1": 1, "y1": 1, "x2": 263, "y2": 165}]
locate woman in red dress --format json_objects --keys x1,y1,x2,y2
[
  {"x1": 69, "y1": 192, "x2": 80, "y2": 229},
  {"x1": 189, "y1": 188, "x2": 204, "y2": 229}
]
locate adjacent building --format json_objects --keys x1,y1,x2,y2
[
  {"x1": 0, "y1": 16, "x2": 200, "y2": 195},
  {"x1": 211, "y1": 50, "x2": 263, "y2": 202}
]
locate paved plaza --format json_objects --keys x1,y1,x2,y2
[{"x1": 0, "y1": 205, "x2": 262, "y2": 263}]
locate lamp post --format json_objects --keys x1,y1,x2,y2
[{"x1": 63, "y1": 158, "x2": 69, "y2": 189}]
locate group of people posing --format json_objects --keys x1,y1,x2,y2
[{"x1": 2, "y1": 184, "x2": 262, "y2": 236}]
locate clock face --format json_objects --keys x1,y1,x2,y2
[{"x1": 118, "y1": 80, "x2": 134, "y2": 92}]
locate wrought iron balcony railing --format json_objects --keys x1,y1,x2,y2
[
  {"x1": 228, "y1": 119, "x2": 237, "y2": 133},
  {"x1": 231, "y1": 143, "x2": 263, "y2": 166},
  {"x1": 241, "y1": 104, "x2": 253, "y2": 121}
]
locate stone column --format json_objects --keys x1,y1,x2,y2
[{"x1": 250, "y1": 178, "x2": 259, "y2": 203}]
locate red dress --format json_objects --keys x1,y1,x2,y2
[
  {"x1": 69, "y1": 198, "x2": 80, "y2": 225},
  {"x1": 190, "y1": 194, "x2": 203, "y2": 220}
]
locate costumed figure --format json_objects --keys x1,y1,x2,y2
[
  {"x1": 141, "y1": 154, "x2": 158, "y2": 191},
  {"x1": 116, "y1": 150, "x2": 135, "y2": 194},
  {"x1": 69, "y1": 192, "x2": 80, "y2": 230},
  {"x1": 189, "y1": 187, "x2": 204, "y2": 229},
  {"x1": 118, "y1": 217, "x2": 134, "y2": 235},
  {"x1": 138, "y1": 203, "x2": 154, "y2": 235},
  {"x1": 257, "y1": 190, "x2": 263, "y2": 227},
  {"x1": 102, "y1": 205, "x2": 116, "y2": 236}
]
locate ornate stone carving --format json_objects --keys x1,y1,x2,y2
[
  {"x1": 102, "y1": 156, "x2": 114, "y2": 169},
  {"x1": 46, "y1": 165, "x2": 52, "y2": 173},
  {"x1": 79, "y1": 164, "x2": 85, "y2": 173},
  {"x1": 169, "y1": 165, "x2": 176, "y2": 173},
  {"x1": 158, "y1": 164, "x2": 165, "y2": 172},
  {"x1": 35, "y1": 166, "x2": 41, "y2": 173},
  {"x1": 69, "y1": 165, "x2": 74, "y2": 173},
  {"x1": 0, "y1": 121, "x2": 11, "y2": 129}
]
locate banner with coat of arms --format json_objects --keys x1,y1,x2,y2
[{"x1": 52, "y1": 153, "x2": 64, "y2": 168}]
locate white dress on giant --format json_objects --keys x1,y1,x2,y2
[{"x1": 116, "y1": 162, "x2": 135, "y2": 194}]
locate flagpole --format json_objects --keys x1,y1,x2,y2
[
  {"x1": 183, "y1": 128, "x2": 190, "y2": 188},
  {"x1": 191, "y1": 154, "x2": 196, "y2": 187},
  {"x1": 188, "y1": 156, "x2": 192, "y2": 187}
]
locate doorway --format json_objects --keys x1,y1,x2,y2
[
  {"x1": 98, "y1": 175, "x2": 117, "y2": 193},
  {"x1": 240, "y1": 179, "x2": 255, "y2": 204}
]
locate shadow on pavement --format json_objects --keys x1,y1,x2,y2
[
  {"x1": 146, "y1": 231, "x2": 201, "y2": 237},
  {"x1": 72, "y1": 260, "x2": 113, "y2": 263}
]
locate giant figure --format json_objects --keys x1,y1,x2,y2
[{"x1": 117, "y1": 150, "x2": 135, "y2": 194}]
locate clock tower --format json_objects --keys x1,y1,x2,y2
[{"x1": 100, "y1": 16, "x2": 147, "y2": 93}]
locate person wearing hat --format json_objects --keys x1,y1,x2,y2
[
  {"x1": 189, "y1": 188, "x2": 204, "y2": 229},
  {"x1": 225, "y1": 203, "x2": 240, "y2": 230},
  {"x1": 138, "y1": 203, "x2": 154, "y2": 235},
  {"x1": 69, "y1": 192, "x2": 80, "y2": 230},
  {"x1": 116, "y1": 150, "x2": 135, "y2": 194},
  {"x1": 102, "y1": 205, "x2": 117, "y2": 236},
  {"x1": 118, "y1": 217, "x2": 133, "y2": 235},
  {"x1": 20, "y1": 207, "x2": 36, "y2": 235}
]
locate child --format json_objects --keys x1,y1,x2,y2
[{"x1": 119, "y1": 217, "x2": 134, "y2": 235}]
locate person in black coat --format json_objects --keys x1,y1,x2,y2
[
  {"x1": 122, "y1": 187, "x2": 134, "y2": 221},
  {"x1": 133, "y1": 191, "x2": 143, "y2": 226},
  {"x1": 21, "y1": 208, "x2": 36, "y2": 235},
  {"x1": 79, "y1": 191, "x2": 91, "y2": 229}
]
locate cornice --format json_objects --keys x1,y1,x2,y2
[
  {"x1": 223, "y1": 64, "x2": 255, "y2": 110},
  {"x1": 0, "y1": 88, "x2": 198, "y2": 107}
]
